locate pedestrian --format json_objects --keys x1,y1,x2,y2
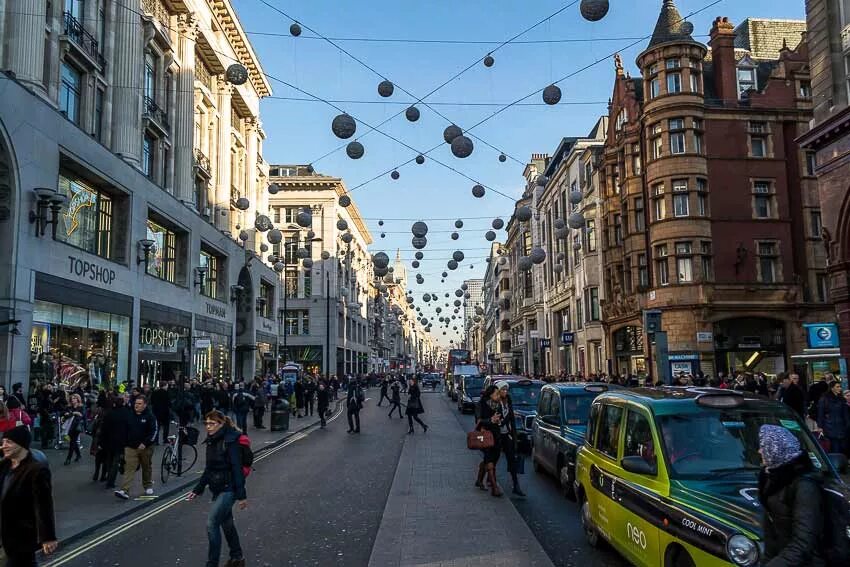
[
  {"x1": 250, "y1": 380, "x2": 267, "y2": 429},
  {"x1": 476, "y1": 385, "x2": 504, "y2": 497},
  {"x1": 294, "y1": 378, "x2": 305, "y2": 418},
  {"x1": 817, "y1": 380, "x2": 850, "y2": 454},
  {"x1": 89, "y1": 406, "x2": 108, "y2": 482},
  {"x1": 781, "y1": 373, "x2": 805, "y2": 418},
  {"x1": 101, "y1": 396, "x2": 127, "y2": 488},
  {"x1": 0, "y1": 398, "x2": 32, "y2": 432},
  {"x1": 378, "y1": 379, "x2": 389, "y2": 407},
  {"x1": 317, "y1": 381, "x2": 330, "y2": 428},
  {"x1": 62, "y1": 393, "x2": 85, "y2": 466},
  {"x1": 188, "y1": 411, "x2": 247, "y2": 567},
  {"x1": 496, "y1": 381, "x2": 525, "y2": 496},
  {"x1": 758, "y1": 424, "x2": 825, "y2": 566},
  {"x1": 0, "y1": 426, "x2": 58, "y2": 566},
  {"x1": 114, "y1": 396, "x2": 157, "y2": 500},
  {"x1": 405, "y1": 378, "x2": 428, "y2": 434},
  {"x1": 387, "y1": 379, "x2": 403, "y2": 419},
  {"x1": 346, "y1": 379, "x2": 363, "y2": 434},
  {"x1": 230, "y1": 383, "x2": 253, "y2": 433},
  {"x1": 304, "y1": 378, "x2": 316, "y2": 417},
  {"x1": 151, "y1": 381, "x2": 171, "y2": 445}
]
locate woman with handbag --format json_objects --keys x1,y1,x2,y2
[
  {"x1": 476, "y1": 385, "x2": 504, "y2": 497},
  {"x1": 405, "y1": 378, "x2": 428, "y2": 434},
  {"x1": 63, "y1": 393, "x2": 85, "y2": 465},
  {"x1": 0, "y1": 398, "x2": 33, "y2": 433}
]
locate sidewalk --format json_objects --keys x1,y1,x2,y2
[
  {"x1": 45, "y1": 405, "x2": 336, "y2": 542},
  {"x1": 368, "y1": 393, "x2": 554, "y2": 567}
]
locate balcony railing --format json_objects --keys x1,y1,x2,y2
[
  {"x1": 142, "y1": 0, "x2": 170, "y2": 28},
  {"x1": 194, "y1": 148, "x2": 211, "y2": 175},
  {"x1": 143, "y1": 96, "x2": 170, "y2": 131},
  {"x1": 195, "y1": 59, "x2": 214, "y2": 92},
  {"x1": 62, "y1": 12, "x2": 106, "y2": 69}
]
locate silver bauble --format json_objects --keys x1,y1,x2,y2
[
  {"x1": 499, "y1": 153, "x2": 507, "y2": 163},
  {"x1": 296, "y1": 210, "x2": 312, "y2": 227},
  {"x1": 331, "y1": 113, "x2": 356, "y2": 139},
  {"x1": 485, "y1": 230, "x2": 496, "y2": 241},
  {"x1": 443, "y1": 124, "x2": 462, "y2": 144},
  {"x1": 391, "y1": 170, "x2": 400, "y2": 180},
  {"x1": 411, "y1": 221, "x2": 429, "y2": 237},
  {"x1": 260, "y1": 243, "x2": 268, "y2": 252},
  {"x1": 238, "y1": 230, "x2": 249, "y2": 241},
  {"x1": 554, "y1": 218, "x2": 566, "y2": 230},
  {"x1": 518, "y1": 256, "x2": 533, "y2": 271},
  {"x1": 414, "y1": 251, "x2": 424, "y2": 260},
  {"x1": 472, "y1": 184, "x2": 485, "y2": 198},
  {"x1": 452, "y1": 250, "x2": 465, "y2": 262},
  {"x1": 568, "y1": 212, "x2": 586, "y2": 229},
  {"x1": 530, "y1": 247, "x2": 546, "y2": 264},
  {"x1": 267, "y1": 229, "x2": 282, "y2": 244},
  {"x1": 412, "y1": 260, "x2": 420, "y2": 269},
  {"x1": 339, "y1": 195, "x2": 352, "y2": 207},
  {"x1": 412, "y1": 236, "x2": 427, "y2": 249},
  {"x1": 569, "y1": 190, "x2": 583, "y2": 205},
  {"x1": 302, "y1": 258, "x2": 314, "y2": 269},
  {"x1": 543, "y1": 84, "x2": 562, "y2": 105},
  {"x1": 378, "y1": 80, "x2": 394, "y2": 97},
  {"x1": 296, "y1": 247, "x2": 309, "y2": 259},
  {"x1": 516, "y1": 206, "x2": 533, "y2": 222},
  {"x1": 492, "y1": 218, "x2": 504, "y2": 230},
  {"x1": 268, "y1": 183, "x2": 280, "y2": 195},
  {"x1": 321, "y1": 251, "x2": 331, "y2": 260},
  {"x1": 450, "y1": 135, "x2": 473, "y2": 158},
  {"x1": 336, "y1": 219, "x2": 348, "y2": 231},
  {"x1": 415, "y1": 154, "x2": 425, "y2": 165},
  {"x1": 254, "y1": 215, "x2": 272, "y2": 232},
  {"x1": 235, "y1": 197, "x2": 250, "y2": 210},
  {"x1": 451, "y1": 232, "x2": 459, "y2": 240},
  {"x1": 447, "y1": 260, "x2": 458, "y2": 270},
  {"x1": 225, "y1": 63, "x2": 248, "y2": 85},
  {"x1": 341, "y1": 232, "x2": 353, "y2": 244},
  {"x1": 580, "y1": 0, "x2": 609, "y2": 21},
  {"x1": 405, "y1": 106, "x2": 420, "y2": 122},
  {"x1": 290, "y1": 22, "x2": 302, "y2": 36},
  {"x1": 274, "y1": 261, "x2": 285, "y2": 272},
  {"x1": 555, "y1": 227, "x2": 569, "y2": 239},
  {"x1": 484, "y1": 54, "x2": 494, "y2": 67},
  {"x1": 346, "y1": 141, "x2": 364, "y2": 159}
]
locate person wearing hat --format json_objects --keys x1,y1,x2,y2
[
  {"x1": 496, "y1": 381, "x2": 525, "y2": 497},
  {"x1": 758, "y1": 424, "x2": 825, "y2": 566},
  {"x1": 0, "y1": 426, "x2": 57, "y2": 565}
]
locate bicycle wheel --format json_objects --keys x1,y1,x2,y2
[
  {"x1": 161, "y1": 446, "x2": 174, "y2": 484},
  {"x1": 177, "y1": 444, "x2": 198, "y2": 474}
]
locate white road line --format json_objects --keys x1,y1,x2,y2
[{"x1": 43, "y1": 404, "x2": 346, "y2": 566}]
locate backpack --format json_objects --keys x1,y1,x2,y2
[
  {"x1": 821, "y1": 483, "x2": 850, "y2": 565},
  {"x1": 227, "y1": 433, "x2": 255, "y2": 478}
]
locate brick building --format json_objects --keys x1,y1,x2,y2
[{"x1": 601, "y1": 0, "x2": 833, "y2": 382}]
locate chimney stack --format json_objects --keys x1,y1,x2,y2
[{"x1": 709, "y1": 16, "x2": 737, "y2": 104}]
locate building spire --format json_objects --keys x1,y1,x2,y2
[{"x1": 649, "y1": 0, "x2": 696, "y2": 47}]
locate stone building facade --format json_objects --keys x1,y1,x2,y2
[
  {"x1": 0, "y1": 0, "x2": 280, "y2": 389},
  {"x1": 600, "y1": 1, "x2": 833, "y2": 382}
]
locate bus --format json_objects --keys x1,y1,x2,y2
[{"x1": 445, "y1": 349, "x2": 472, "y2": 399}]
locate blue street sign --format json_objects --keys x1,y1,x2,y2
[
  {"x1": 804, "y1": 323, "x2": 839, "y2": 349},
  {"x1": 561, "y1": 332, "x2": 575, "y2": 346}
]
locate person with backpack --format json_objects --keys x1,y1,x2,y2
[
  {"x1": 230, "y1": 383, "x2": 253, "y2": 434},
  {"x1": 188, "y1": 410, "x2": 248, "y2": 567},
  {"x1": 346, "y1": 379, "x2": 364, "y2": 434},
  {"x1": 758, "y1": 425, "x2": 825, "y2": 566}
]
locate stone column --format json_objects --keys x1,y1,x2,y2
[
  {"x1": 216, "y1": 84, "x2": 232, "y2": 233},
  {"x1": 111, "y1": 0, "x2": 143, "y2": 166},
  {"x1": 174, "y1": 13, "x2": 197, "y2": 206},
  {"x1": 6, "y1": 0, "x2": 46, "y2": 88}
]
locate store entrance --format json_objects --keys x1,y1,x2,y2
[{"x1": 138, "y1": 359, "x2": 185, "y2": 387}]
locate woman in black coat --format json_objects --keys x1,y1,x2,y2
[
  {"x1": 476, "y1": 385, "x2": 504, "y2": 497},
  {"x1": 758, "y1": 424, "x2": 825, "y2": 567},
  {"x1": 405, "y1": 378, "x2": 428, "y2": 434}
]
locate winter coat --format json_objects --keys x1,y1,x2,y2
[
  {"x1": 231, "y1": 391, "x2": 253, "y2": 414},
  {"x1": 294, "y1": 382, "x2": 305, "y2": 408},
  {"x1": 150, "y1": 388, "x2": 170, "y2": 420},
  {"x1": 317, "y1": 388, "x2": 330, "y2": 412},
  {"x1": 758, "y1": 454, "x2": 826, "y2": 567},
  {"x1": 0, "y1": 451, "x2": 56, "y2": 554},
  {"x1": 390, "y1": 382, "x2": 401, "y2": 403},
  {"x1": 124, "y1": 407, "x2": 158, "y2": 449},
  {"x1": 101, "y1": 405, "x2": 128, "y2": 453},
  {"x1": 0, "y1": 408, "x2": 33, "y2": 433},
  {"x1": 193, "y1": 426, "x2": 246, "y2": 500},
  {"x1": 781, "y1": 383, "x2": 805, "y2": 417},
  {"x1": 347, "y1": 384, "x2": 363, "y2": 411},
  {"x1": 405, "y1": 384, "x2": 424, "y2": 416},
  {"x1": 817, "y1": 393, "x2": 850, "y2": 440}
]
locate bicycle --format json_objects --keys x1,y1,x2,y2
[{"x1": 160, "y1": 422, "x2": 199, "y2": 484}]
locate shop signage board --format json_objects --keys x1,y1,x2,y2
[
  {"x1": 139, "y1": 324, "x2": 183, "y2": 353},
  {"x1": 804, "y1": 323, "x2": 839, "y2": 349},
  {"x1": 540, "y1": 339, "x2": 551, "y2": 348},
  {"x1": 194, "y1": 338, "x2": 211, "y2": 349},
  {"x1": 561, "y1": 332, "x2": 575, "y2": 346},
  {"x1": 696, "y1": 332, "x2": 713, "y2": 343},
  {"x1": 67, "y1": 255, "x2": 116, "y2": 286}
]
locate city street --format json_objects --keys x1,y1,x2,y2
[{"x1": 42, "y1": 393, "x2": 626, "y2": 567}]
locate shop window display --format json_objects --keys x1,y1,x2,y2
[{"x1": 193, "y1": 331, "x2": 232, "y2": 381}]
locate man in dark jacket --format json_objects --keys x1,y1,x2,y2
[
  {"x1": 250, "y1": 380, "x2": 267, "y2": 429},
  {"x1": 817, "y1": 380, "x2": 850, "y2": 454},
  {"x1": 780, "y1": 373, "x2": 805, "y2": 417},
  {"x1": 346, "y1": 379, "x2": 363, "y2": 434},
  {"x1": 230, "y1": 383, "x2": 253, "y2": 433},
  {"x1": 304, "y1": 379, "x2": 316, "y2": 417},
  {"x1": 758, "y1": 425, "x2": 825, "y2": 566},
  {"x1": 0, "y1": 426, "x2": 58, "y2": 565},
  {"x1": 101, "y1": 396, "x2": 128, "y2": 488},
  {"x1": 115, "y1": 397, "x2": 158, "y2": 500},
  {"x1": 377, "y1": 379, "x2": 389, "y2": 407},
  {"x1": 150, "y1": 381, "x2": 171, "y2": 445},
  {"x1": 317, "y1": 381, "x2": 330, "y2": 428},
  {"x1": 294, "y1": 379, "x2": 305, "y2": 418},
  {"x1": 387, "y1": 380, "x2": 403, "y2": 419}
]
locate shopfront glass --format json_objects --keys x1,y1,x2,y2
[
  {"x1": 193, "y1": 331, "x2": 232, "y2": 382},
  {"x1": 138, "y1": 321, "x2": 189, "y2": 386},
  {"x1": 30, "y1": 300, "x2": 130, "y2": 390},
  {"x1": 256, "y1": 342, "x2": 273, "y2": 377}
]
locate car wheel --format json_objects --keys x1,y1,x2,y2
[
  {"x1": 532, "y1": 449, "x2": 544, "y2": 474},
  {"x1": 581, "y1": 496, "x2": 602, "y2": 548},
  {"x1": 559, "y1": 464, "x2": 576, "y2": 500},
  {"x1": 666, "y1": 547, "x2": 696, "y2": 567}
]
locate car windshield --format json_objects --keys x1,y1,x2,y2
[
  {"x1": 510, "y1": 385, "x2": 541, "y2": 408},
  {"x1": 463, "y1": 377, "x2": 484, "y2": 393},
  {"x1": 657, "y1": 405, "x2": 828, "y2": 479},
  {"x1": 561, "y1": 394, "x2": 596, "y2": 426}
]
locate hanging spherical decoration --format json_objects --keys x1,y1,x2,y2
[
  {"x1": 373, "y1": 252, "x2": 390, "y2": 268},
  {"x1": 336, "y1": 219, "x2": 348, "y2": 231},
  {"x1": 415, "y1": 154, "x2": 425, "y2": 165},
  {"x1": 259, "y1": 244, "x2": 269, "y2": 254},
  {"x1": 378, "y1": 80, "x2": 394, "y2": 97},
  {"x1": 461, "y1": 283, "x2": 468, "y2": 291},
  {"x1": 391, "y1": 170, "x2": 400, "y2": 180},
  {"x1": 331, "y1": 114, "x2": 356, "y2": 140},
  {"x1": 225, "y1": 63, "x2": 248, "y2": 85},
  {"x1": 453, "y1": 300, "x2": 462, "y2": 307},
  {"x1": 557, "y1": 252, "x2": 566, "y2": 261},
  {"x1": 569, "y1": 190, "x2": 583, "y2": 205},
  {"x1": 451, "y1": 232, "x2": 459, "y2": 240},
  {"x1": 375, "y1": 266, "x2": 388, "y2": 277},
  {"x1": 442, "y1": 271, "x2": 448, "y2": 278},
  {"x1": 472, "y1": 184, "x2": 486, "y2": 198},
  {"x1": 268, "y1": 183, "x2": 280, "y2": 195},
  {"x1": 580, "y1": 0, "x2": 610, "y2": 22},
  {"x1": 492, "y1": 218, "x2": 505, "y2": 230},
  {"x1": 443, "y1": 124, "x2": 462, "y2": 144},
  {"x1": 454, "y1": 219, "x2": 464, "y2": 229},
  {"x1": 254, "y1": 215, "x2": 272, "y2": 232},
  {"x1": 554, "y1": 218, "x2": 566, "y2": 230},
  {"x1": 455, "y1": 290, "x2": 464, "y2": 298},
  {"x1": 555, "y1": 227, "x2": 568, "y2": 239},
  {"x1": 380, "y1": 233, "x2": 385, "y2": 238},
  {"x1": 412, "y1": 236, "x2": 427, "y2": 249},
  {"x1": 267, "y1": 229, "x2": 282, "y2": 244},
  {"x1": 306, "y1": 230, "x2": 316, "y2": 240},
  {"x1": 296, "y1": 210, "x2": 312, "y2": 227},
  {"x1": 296, "y1": 247, "x2": 310, "y2": 259},
  {"x1": 411, "y1": 221, "x2": 429, "y2": 237},
  {"x1": 321, "y1": 251, "x2": 331, "y2": 260},
  {"x1": 302, "y1": 258, "x2": 314, "y2": 269},
  {"x1": 530, "y1": 247, "x2": 546, "y2": 264},
  {"x1": 553, "y1": 264, "x2": 564, "y2": 274},
  {"x1": 498, "y1": 153, "x2": 507, "y2": 163},
  {"x1": 516, "y1": 206, "x2": 533, "y2": 222},
  {"x1": 447, "y1": 260, "x2": 459, "y2": 270},
  {"x1": 483, "y1": 53, "x2": 495, "y2": 68},
  {"x1": 414, "y1": 251, "x2": 424, "y2": 260},
  {"x1": 346, "y1": 141, "x2": 364, "y2": 159},
  {"x1": 341, "y1": 232, "x2": 353, "y2": 243},
  {"x1": 451, "y1": 135, "x2": 474, "y2": 158},
  {"x1": 235, "y1": 197, "x2": 250, "y2": 210},
  {"x1": 498, "y1": 257, "x2": 507, "y2": 265},
  {"x1": 378, "y1": 219, "x2": 384, "y2": 226},
  {"x1": 536, "y1": 174, "x2": 549, "y2": 187},
  {"x1": 339, "y1": 195, "x2": 351, "y2": 207},
  {"x1": 573, "y1": 240, "x2": 582, "y2": 251},
  {"x1": 518, "y1": 256, "x2": 533, "y2": 271},
  {"x1": 452, "y1": 250, "x2": 465, "y2": 262},
  {"x1": 405, "y1": 106, "x2": 420, "y2": 122},
  {"x1": 542, "y1": 84, "x2": 562, "y2": 105},
  {"x1": 290, "y1": 22, "x2": 302, "y2": 36},
  {"x1": 568, "y1": 212, "x2": 586, "y2": 229},
  {"x1": 412, "y1": 260, "x2": 420, "y2": 269},
  {"x1": 274, "y1": 261, "x2": 285, "y2": 272},
  {"x1": 485, "y1": 230, "x2": 496, "y2": 241},
  {"x1": 238, "y1": 230, "x2": 249, "y2": 241}
]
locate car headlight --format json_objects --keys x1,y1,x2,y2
[{"x1": 726, "y1": 535, "x2": 759, "y2": 566}]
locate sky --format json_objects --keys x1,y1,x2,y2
[{"x1": 231, "y1": 0, "x2": 807, "y2": 347}]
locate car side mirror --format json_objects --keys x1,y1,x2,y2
[
  {"x1": 829, "y1": 453, "x2": 848, "y2": 474},
  {"x1": 621, "y1": 456, "x2": 657, "y2": 476}
]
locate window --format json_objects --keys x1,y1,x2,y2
[
  {"x1": 690, "y1": 72, "x2": 700, "y2": 93},
  {"x1": 595, "y1": 404, "x2": 623, "y2": 459},
  {"x1": 586, "y1": 219, "x2": 596, "y2": 252},
  {"x1": 749, "y1": 121, "x2": 767, "y2": 133},
  {"x1": 754, "y1": 195, "x2": 771, "y2": 218},
  {"x1": 650, "y1": 78, "x2": 661, "y2": 98},
  {"x1": 656, "y1": 244, "x2": 669, "y2": 286},
  {"x1": 696, "y1": 192, "x2": 707, "y2": 216},
  {"x1": 665, "y1": 58, "x2": 680, "y2": 69},
  {"x1": 634, "y1": 198, "x2": 645, "y2": 232},
  {"x1": 57, "y1": 173, "x2": 118, "y2": 260},
  {"x1": 817, "y1": 273, "x2": 829, "y2": 302},
  {"x1": 199, "y1": 249, "x2": 222, "y2": 299},
  {"x1": 632, "y1": 146, "x2": 642, "y2": 175},
  {"x1": 799, "y1": 80, "x2": 812, "y2": 98},
  {"x1": 811, "y1": 211, "x2": 822, "y2": 238},
  {"x1": 670, "y1": 132, "x2": 686, "y2": 154},
  {"x1": 65, "y1": 0, "x2": 84, "y2": 19},
  {"x1": 638, "y1": 253, "x2": 649, "y2": 288},
  {"x1": 737, "y1": 66, "x2": 756, "y2": 96},
  {"x1": 60, "y1": 62, "x2": 82, "y2": 124},
  {"x1": 673, "y1": 193, "x2": 689, "y2": 217},
  {"x1": 623, "y1": 411, "x2": 655, "y2": 469},
  {"x1": 654, "y1": 195, "x2": 665, "y2": 222},
  {"x1": 757, "y1": 241, "x2": 779, "y2": 283},
  {"x1": 649, "y1": 62, "x2": 659, "y2": 75},
  {"x1": 256, "y1": 282, "x2": 273, "y2": 318},
  {"x1": 667, "y1": 72, "x2": 682, "y2": 94},
  {"x1": 806, "y1": 152, "x2": 817, "y2": 176},
  {"x1": 694, "y1": 132, "x2": 704, "y2": 154},
  {"x1": 285, "y1": 310, "x2": 310, "y2": 336},
  {"x1": 676, "y1": 242, "x2": 693, "y2": 283},
  {"x1": 146, "y1": 219, "x2": 177, "y2": 283},
  {"x1": 751, "y1": 137, "x2": 766, "y2": 157},
  {"x1": 669, "y1": 118, "x2": 685, "y2": 130},
  {"x1": 144, "y1": 52, "x2": 156, "y2": 100},
  {"x1": 651, "y1": 123, "x2": 662, "y2": 136},
  {"x1": 585, "y1": 287, "x2": 600, "y2": 322},
  {"x1": 614, "y1": 214, "x2": 622, "y2": 244},
  {"x1": 693, "y1": 118, "x2": 704, "y2": 130},
  {"x1": 575, "y1": 299, "x2": 583, "y2": 330},
  {"x1": 94, "y1": 88, "x2": 104, "y2": 142},
  {"x1": 624, "y1": 257, "x2": 633, "y2": 293},
  {"x1": 701, "y1": 241, "x2": 713, "y2": 282},
  {"x1": 652, "y1": 136, "x2": 663, "y2": 159},
  {"x1": 285, "y1": 268, "x2": 298, "y2": 298},
  {"x1": 142, "y1": 135, "x2": 154, "y2": 178}
]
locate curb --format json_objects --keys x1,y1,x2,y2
[{"x1": 53, "y1": 399, "x2": 342, "y2": 550}]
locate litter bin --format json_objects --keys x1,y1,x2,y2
[{"x1": 270, "y1": 398, "x2": 290, "y2": 432}]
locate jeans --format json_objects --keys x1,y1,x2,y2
[
  {"x1": 253, "y1": 406, "x2": 265, "y2": 428},
  {"x1": 206, "y1": 491, "x2": 243, "y2": 567},
  {"x1": 234, "y1": 411, "x2": 249, "y2": 433}
]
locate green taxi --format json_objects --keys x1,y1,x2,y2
[{"x1": 575, "y1": 387, "x2": 850, "y2": 567}]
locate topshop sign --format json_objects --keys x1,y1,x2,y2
[{"x1": 139, "y1": 325, "x2": 182, "y2": 353}]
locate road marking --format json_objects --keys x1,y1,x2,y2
[{"x1": 44, "y1": 403, "x2": 346, "y2": 567}]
